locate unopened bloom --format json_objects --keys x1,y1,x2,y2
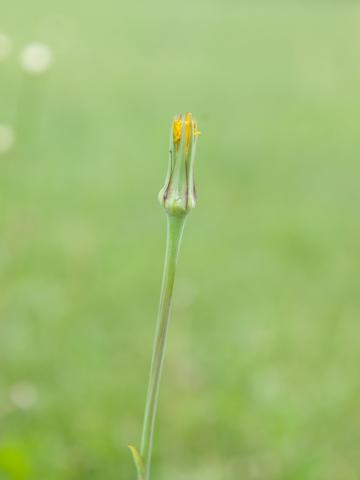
[
  {"x1": 21, "y1": 42, "x2": 53, "y2": 75},
  {"x1": 159, "y1": 113, "x2": 200, "y2": 216}
]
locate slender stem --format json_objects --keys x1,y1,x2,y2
[{"x1": 140, "y1": 213, "x2": 187, "y2": 480}]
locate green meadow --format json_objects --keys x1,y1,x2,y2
[{"x1": 1, "y1": 1, "x2": 360, "y2": 478}]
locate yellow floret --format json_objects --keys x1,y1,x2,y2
[{"x1": 172, "y1": 113, "x2": 200, "y2": 150}]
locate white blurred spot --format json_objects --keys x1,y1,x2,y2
[
  {"x1": 21, "y1": 42, "x2": 53, "y2": 75},
  {"x1": 0, "y1": 33, "x2": 12, "y2": 61},
  {"x1": 9, "y1": 381, "x2": 38, "y2": 410},
  {"x1": 0, "y1": 125, "x2": 15, "y2": 154}
]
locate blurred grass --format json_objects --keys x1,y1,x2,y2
[{"x1": 1, "y1": 0, "x2": 360, "y2": 479}]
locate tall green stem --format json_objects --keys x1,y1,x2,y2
[{"x1": 140, "y1": 213, "x2": 186, "y2": 480}]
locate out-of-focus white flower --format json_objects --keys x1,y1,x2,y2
[
  {"x1": 21, "y1": 42, "x2": 53, "y2": 74},
  {"x1": 0, "y1": 124, "x2": 15, "y2": 154},
  {"x1": 9, "y1": 381, "x2": 39, "y2": 410},
  {"x1": 0, "y1": 33, "x2": 12, "y2": 61}
]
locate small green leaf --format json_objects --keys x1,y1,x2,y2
[{"x1": 128, "y1": 444, "x2": 145, "y2": 480}]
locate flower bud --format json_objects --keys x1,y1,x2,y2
[{"x1": 159, "y1": 113, "x2": 200, "y2": 216}]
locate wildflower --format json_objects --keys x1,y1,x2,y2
[
  {"x1": 130, "y1": 114, "x2": 201, "y2": 480},
  {"x1": 21, "y1": 42, "x2": 53, "y2": 75},
  {"x1": 159, "y1": 112, "x2": 200, "y2": 216}
]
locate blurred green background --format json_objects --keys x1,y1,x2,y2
[{"x1": 1, "y1": 0, "x2": 360, "y2": 479}]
